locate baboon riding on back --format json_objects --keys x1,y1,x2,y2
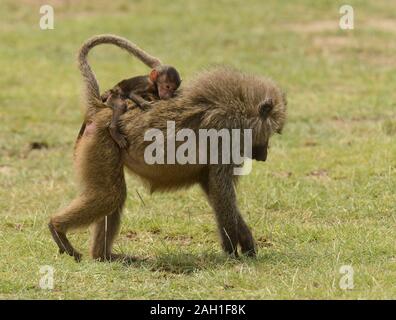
[{"x1": 49, "y1": 34, "x2": 287, "y2": 263}]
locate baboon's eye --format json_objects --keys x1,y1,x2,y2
[{"x1": 258, "y1": 99, "x2": 273, "y2": 120}]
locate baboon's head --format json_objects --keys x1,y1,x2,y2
[
  {"x1": 212, "y1": 68, "x2": 287, "y2": 162},
  {"x1": 185, "y1": 67, "x2": 287, "y2": 162},
  {"x1": 252, "y1": 89, "x2": 287, "y2": 161}
]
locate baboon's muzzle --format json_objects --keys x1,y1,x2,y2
[{"x1": 252, "y1": 145, "x2": 268, "y2": 162}]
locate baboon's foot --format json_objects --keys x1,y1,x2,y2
[
  {"x1": 238, "y1": 234, "x2": 257, "y2": 258},
  {"x1": 221, "y1": 229, "x2": 239, "y2": 258},
  {"x1": 222, "y1": 244, "x2": 239, "y2": 258},
  {"x1": 241, "y1": 247, "x2": 257, "y2": 258},
  {"x1": 222, "y1": 238, "x2": 239, "y2": 258},
  {"x1": 48, "y1": 222, "x2": 83, "y2": 262},
  {"x1": 237, "y1": 223, "x2": 257, "y2": 258}
]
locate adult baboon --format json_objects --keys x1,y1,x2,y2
[{"x1": 49, "y1": 35, "x2": 287, "y2": 262}]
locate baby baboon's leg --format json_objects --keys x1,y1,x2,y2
[
  {"x1": 202, "y1": 166, "x2": 239, "y2": 257},
  {"x1": 49, "y1": 120, "x2": 126, "y2": 261},
  {"x1": 107, "y1": 95, "x2": 128, "y2": 149}
]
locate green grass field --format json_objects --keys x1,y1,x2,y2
[{"x1": 0, "y1": 0, "x2": 395, "y2": 299}]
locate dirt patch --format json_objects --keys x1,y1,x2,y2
[
  {"x1": 307, "y1": 169, "x2": 330, "y2": 180},
  {"x1": 124, "y1": 230, "x2": 138, "y2": 239},
  {"x1": 290, "y1": 18, "x2": 396, "y2": 67},
  {"x1": 286, "y1": 18, "x2": 396, "y2": 34},
  {"x1": 272, "y1": 171, "x2": 292, "y2": 179},
  {"x1": 304, "y1": 34, "x2": 357, "y2": 62},
  {"x1": 149, "y1": 227, "x2": 161, "y2": 235},
  {"x1": 256, "y1": 236, "x2": 274, "y2": 248},
  {"x1": 304, "y1": 140, "x2": 318, "y2": 147},
  {"x1": 287, "y1": 20, "x2": 338, "y2": 33},
  {"x1": 312, "y1": 35, "x2": 355, "y2": 48},
  {"x1": 305, "y1": 33, "x2": 396, "y2": 67},
  {"x1": 163, "y1": 234, "x2": 193, "y2": 245},
  {"x1": 0, "y1": 165, "x2": 15, "y2": 176},
  {"x1": 331, "y1": 116, "x2": 396, "y2": 129},
  {"x1": 367, "y1": 19, "x2": 396, "y2": 33}
]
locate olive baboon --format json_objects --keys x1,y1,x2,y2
[{"x1": 49, "y1": 35, "x2": 287, "y2": 262}]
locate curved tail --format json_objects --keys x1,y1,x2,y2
[{"x1": 77, "y1": 34, "x2": 163, "y2": 116}]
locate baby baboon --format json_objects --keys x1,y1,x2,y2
[
  {"x1": 101, "y1": 64, "x2": 182, "y2": 148},
  {"x1": 76, "y1": 34, "x2": 181, "y2": 148},
  {"x1": 49, "y1": 35, "x2": 287, "y2": 262}
]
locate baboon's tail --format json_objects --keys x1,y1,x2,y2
[{"x1": 77, "y1": 34, "x2": 163, "y2": 116}]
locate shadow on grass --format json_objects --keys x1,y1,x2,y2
[
  {"x1": 117, "y1": 248, "x2": 307, "y2": 274},
  {"x1": 126, "y1": 252, "x2": 234, "y2": 274}
]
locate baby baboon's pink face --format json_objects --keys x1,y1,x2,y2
[{"x1": 157, "y1": 76, "x2": 180, "y2": 100}]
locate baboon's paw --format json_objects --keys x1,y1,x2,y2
[
  {"x1": 241, "y1": 247, "x2": 257, "y2": 258},
  {"x1": 73, "y1": 252, "x2": 83, "y2": 262},
  {"x1": 48, "y1": 222, "x2": 82, "y2": 262}
]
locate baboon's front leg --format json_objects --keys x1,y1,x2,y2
[
  {"x1": 201, "y1": 166, "x2": 256, "y2": 257},
  {"x1": 204, "y1": 166, "x2": 240, "y2": 257}
]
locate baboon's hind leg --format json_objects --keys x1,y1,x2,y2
[
  {"x1": 48, "y1": 221, "x2": 82, "y2": 262},
  {"x1": 49, "y1": 193, "x2": 122, "y2": 261},
  {"x1": 90, "y1": 202, "x2": 137, "y2": 263},
  {"x1": 49, "y1": 121, "x2": 126, "y2": 262}
]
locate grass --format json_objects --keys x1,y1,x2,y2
[{"x1": 0, "y1": 0, "x2": 395, "y2": 299}]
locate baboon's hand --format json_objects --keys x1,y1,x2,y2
[{"x1": 139, "y1": 101, "x2": 153, "y2": 111}]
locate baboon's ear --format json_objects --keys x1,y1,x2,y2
[
  {"x1": 259, "y1": 99, "x2": 273, "y2": 120},
  {"x1": 149, "y1": 69, "x2": 159, "y2": 82}
]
